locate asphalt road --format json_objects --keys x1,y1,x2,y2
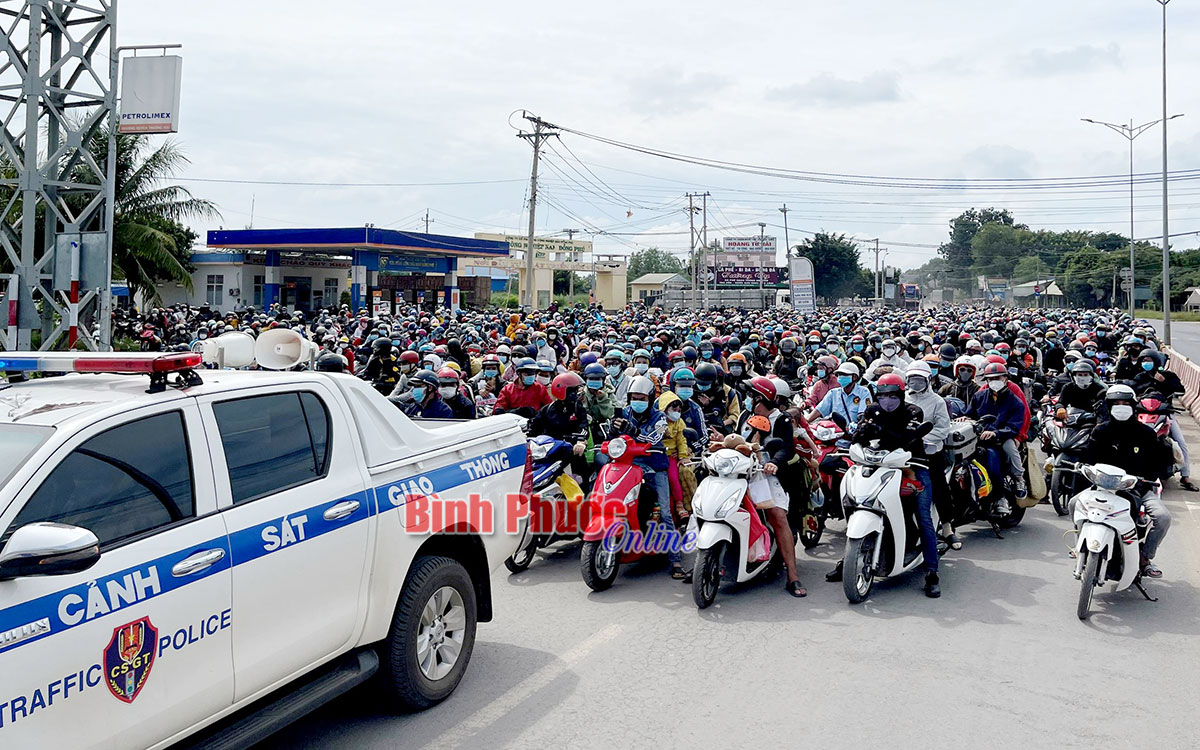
[
  {"x1": 1150, "y1": 320, "x2": 1200, "y2": 361},
  {"x1": 259, "y1": 422, "x2": 1200, "y2": 750}
]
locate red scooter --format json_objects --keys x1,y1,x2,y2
[
  {"x1": 1139, "y1": 394, "x2": 1185, "y2": 472},
  {"x1": 580, "y1": 435, "x2": 667, "y2": 591},
  {"x1": 796, "y1": 418, "x2": 851, "y2": 549}
]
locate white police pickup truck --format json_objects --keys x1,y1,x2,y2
[{"x1": 0, "y1": 348, "x2": 531, "y2": 750}]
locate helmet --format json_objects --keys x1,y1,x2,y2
[
  {"x1": 670, "y1": 366, "x2": 696, "y2": 385},
  {"x1": 779, "y1": 337, "x2": 798, "y2": 354},
  {"x1": 748, "y1": 376, "x2": 777, "y2": 401},
  {"x1": 905, "y1": 360, "x2": 932, "y2": 379},
  {"x1": 953, "y1": 355, "x2": 975, "y2": 375},
  {"x1": 1105, "y1": 383, "x2": 1136, "y2": 402},
  {"x1": 694, "y1": 361, "x2": 719, "y2": 384},
  {"x1": 938, "y1": 343, "x2": 958, "y2": 360},
  {"x1": 537, "y1": 359, "x2": 554, "y2": 373},
  {"x1": 436, "y1": 367, "x2": 460, "y2": 382},
  {"x1": 835, "y1": 361, "x2": 860, "y2": 377},
  {"x1": 818, "y1": 355, "x2": 840, "y2": 372},
  {"x1": 985, "y1": 354, "x2": 1007, "y2": 366},
  {"x1": 1068, "y1": 360, "x2": 1095, "y2": 375},
  {"x1": 627, "y1": 375, "x2": 656, "y2": 397},
  {"x1": 515, "y1": 357, "x2": 538, "y2": 372},
  {"x1": 314, "y1": 352, "x2": 347, "y2": 373},
  {"x1": 767, "y1": 376, "x2": 791, "y2": 400},
  {"x1": 747, "y1": 415, "x2": 771, "y2": 434},
  {"x1": 875, "y1": 373, "x2": 905, "y2": 395},
  {"x1": 583, "y1": 362, "x2": 607, "y2": 380},
  {"x1": 981, "y1": 362, "x2": 1008, "y2": 379},
  {"x1": 550, "y1": 371, "x2": 585, "y2": 400},
  {"x1": 727, "y1": 352, "x2": 748, "y2": 368},
  {"x1": 579, "y1": 351, "x2": 598, "y2": 368},
  {"x1": 633, "y1": 348, "x2": 651, "y2": 361},
  {"x1": 411, "y1": 370, "x2": 440, "y2": 389}
]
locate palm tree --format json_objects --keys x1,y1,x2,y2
[{"x1": 78, "y1": 128, "x2": 220, "y2": 301}]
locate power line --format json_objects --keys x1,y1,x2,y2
[{"x1": 178, "y1": 176, "x2": 525, "y2": 188}]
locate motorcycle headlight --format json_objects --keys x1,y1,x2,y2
[
  {"x1": 709, "y1": 453, "x2": 740, "y2": 476},
  {"x1": 607, "y1": 437, "x2": 627, "y2": 460},
  {"x1": 623, "y1": 485, "x2": 640, "y2": 506},
  {"x1": 529, "y1": 440, "x2": 549, "y2": 461},
  {"x1": 715, "y1": 494, "x2": 742, "y2": 518}
]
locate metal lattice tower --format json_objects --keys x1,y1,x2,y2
[{"x1": 0, "y1": 0, "x2": 116, "y2": 350}]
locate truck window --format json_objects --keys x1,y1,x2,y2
[
  {"x1": 2, "y1": 412, "x2": 194, "y2": 548},
  {"x1": 212, "y1": 392, "x2": 331, "y2": 505}
]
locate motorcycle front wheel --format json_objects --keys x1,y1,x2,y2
[
  {"x1": 843, "y1": 535, "x2": 876, "y2": 604},
  {"x1": 692, "y1": 541, "x2": 726, "y2": 609},
  {"x1": 1077, "y1": 550, "x2": 1101, "y2": 620},
  {"x1": 581, "y1": 539, "x2": 620, "y2": 592},
  {"x1": 1050, "y1": 468, "x2": 1070, "y2": 516},
  {"x1": 799, "y1": 512, "x2": 825, "y2": 549},
  {"x1": 504, "y1": 537, "x2": 537, "y2": 574},
  {"x1": 997, "y1": 499, "x2": 1026, "y2": 529}
]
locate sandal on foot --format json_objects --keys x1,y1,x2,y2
[
  {"x1": 1181, "y1": 479, "x2": 1199, "y2": 492},
  {"x1": 671, "y1": 565, "x2": 687, "y2": 580},
  {"x1": 1142, "y1": 563, "x2": 1163, "y2": 579},
  {"x1": 786, "y1": 579, "x2": 807, "y2": 598}
]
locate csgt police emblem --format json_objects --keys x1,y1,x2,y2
[{"x1": 104, "y1": 616, "x2": 158, "y2": 703}]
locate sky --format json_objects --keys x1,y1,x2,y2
[{"x1": 121, "y1": 0, "x2": 1200, "y2": 274}]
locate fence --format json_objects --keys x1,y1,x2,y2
[{"x1": 1164, "y1": 346, "x2": 1200, "y2": 423}]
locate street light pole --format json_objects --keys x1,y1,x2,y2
[
  {"x1": 757, "y1": 222, "x2": 766, "y2": 309},
  {"x1": 1158, "y1": 0, "x2": 1173, "y2": 343},
  {"x1": 1081, "y1": 115, "x2": 1181, "y2": 318}
]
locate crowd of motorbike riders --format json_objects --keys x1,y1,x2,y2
[{"x1": 127, "y1": 301, "x2": 1192, "y2": 600}]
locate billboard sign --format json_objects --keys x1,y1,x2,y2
[
  {"x1": 474, "y1": 233, "x2": 592, "y2": 261},
  {"x1": 119, "y1": 55, "x2": 183, "y2": 134},
  {"x1": 720, "y1": 236, "x2": 776, "y2": 254},
  {"x1": 708, "y1": 266, "x2": 785, "y2": 286},
  {"x1": 788, "y1": 257, "x2": 816, "y2": 312}
]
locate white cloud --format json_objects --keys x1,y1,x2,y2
[{"x1": 768, "y1": 72, "x2": 900, "y2": 106}]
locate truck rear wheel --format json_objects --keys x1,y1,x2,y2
[{"x1": 380, "y1": 555, "x2": 477, "y2": 711}]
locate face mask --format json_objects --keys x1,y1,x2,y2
[
  {"x1": 423, "y1": 363, "x2": 434, "y2": 371},
  {"x1": 630, "y1": 399, "x2": 648, "y2": 414},
  {"x1": 537, "y1": 374, "x2": 551, "y2": 386},
  {"x1": 606, "y1": 364, "x2": 621, "y2": 377},
  {"x1": 438, "y1": 386, "x2": 457, "y2": 399},
  {"x1": 549, "y1": 334, "x2": 557, "y2": 340},
  {"x1": 701, "y1": 350, "x2": 713, "y2": 359},
  {"x1": 829, "y1": 344, "x2": 840, "y2": 352},
  {"x1": 484, "y1": 368, "x2": 499, "y2": 378},
  {"x1": 653, "y1": 345, "x2": 663, "y2": 352},
  {"x1": 677, "y1": 386, "x2": 694, "y2": 400},
  {"x1": 1142, "y1": 361, "x2": 1154, "y2": 372},
  {"x1": 607, "y1": 338, "x2": 617, "y2": 345},
  {"x1": 1133, "y1": 336, "x2": 1145, "y2": 345},
  {"x1": 987, "y1": 379, "x2": 1006, "y2": 393},
  {"x1": 837, "y1": 375, "x2": 854, "y2": 388},
  {"x1": 634, "y1": 362, "x2": 649, "y2": 375},
  {"x1": 586, "y1": 378, "x2": 603, "y2": 390},
  {"x1": 854, "y1": 344, "x2": 864, "y2": 352},
  {"x1": 878, "y1": 394, "x2": 902, "y2": 412},
  {"x1": 750, "y1": 342, "x2": 759, "y2": 350},
  {"x1": 816, "y1": 369, "x2": 827, "y2": 379},
  {"x1": 1073, "y1": 376, "x2": 1091, "y2": 388},
  {"x1": 1111, "y1": 404, "x2": 1134, "y2": 422},
  {"x1": 670, "y1": 360, "x2": 684, "y2": 369},
  {"x1": 929, "y1": 367, "x2": 939, "y2": 377},
  {"x1": 883, "y1": 347, "x2": 896, "y2": 357},
  {"x1": 1035, "y1": 337, "x2": 1045, "y2": 344},
  {"x1": 918, "y1": 344, "x2": 926, "y2": 351},
  {"x1": 522, "y1": 374, "x2": 536, "y2": 386},
  {"x1": 666, "y1": 410, "x2": 681, "y2": 422},
  {"x1": 743, "y1": 395, "x2": 754, "y2": 412},
  {"x1": 697, "y1": 382, "x2": 711, "y2": 391},
  {"x1": 411, "y1": 386, "x2": 426, "y2": 402},
  {"x1": 498, "y1": 355, "x2": 509, "y2": 363},
  {"x1": 1096, "y1": 331, "x2": 1106, "y2": 338},
  {"x1": 907, "y1": 378, "x2": 927, "y2": 393},
  {"x1": 1015, "y1": 348, "x2": 1025, "y2": 354},
  {"x1": 730, "y1": 366, "x2": 743, "y2": 376}
]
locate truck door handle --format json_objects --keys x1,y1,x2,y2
[
  {"x1": 172, "y1": 549, "x2": 226, "y2": 578},
  {"x1": 323, "y1": 500, "x2": 361, "y2": 521}
]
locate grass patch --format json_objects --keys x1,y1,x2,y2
[{"x1": 1134, "y1": 309, "x2": 1200, "y2": 322}]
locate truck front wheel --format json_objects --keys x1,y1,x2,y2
[{"x1": 380, "y1": 555, "x2": 478, "y2": 711}]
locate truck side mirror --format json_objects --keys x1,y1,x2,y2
[{"x1": 0, "y1": 522, "x2": 100, "y2": 581}]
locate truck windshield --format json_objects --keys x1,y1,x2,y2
[{"x1": 0, "y1": 424, "x2": 53, "y2": 487}]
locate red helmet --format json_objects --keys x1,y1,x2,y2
[
  {"x1": 985, "y1": 354, "x2": 1007, "y2": 366},
  {"x1": 748, "y1": 376, "x2": 777, "y2": 401},
  {"x1": 875, "y1": 372, "x2": 905, "y2": 395},
  {"x1": 982, "y1": 362, "x2": 1008, "y2": 379},
  {"x1": 550, "y1": 371, "x2": 585, "y2": 400},
  {"x1": 668, "y1": 349, "x2": 685, "y2": 362},
  {"x1": 436, "y1": 367, "x2": 460, "y2": 382},
  {"x1": 399, "y1": 350, "x2": 420, "y2": 365},
  {"x1": 995, "y1": 342, "x2": 1011, "y2": 353}
]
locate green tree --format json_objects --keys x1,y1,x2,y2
[
  {"x1": 794, "y1": 232, "x2": 866, "y2": 303},
  {"x1": 938, "y1": 208, "x2": 1025, "y2": 290},
  {"x1": 75, "y1": 128, "x2": 219, "y2": 301},
  {"x1": 1011, "y1": 255, "x2": 1044, "y2": 284},
  {"x1": 971, "y1": 223, "x2": 1035, "y2": 279},
  {"x1": 627, "y1": 247, "x2": 686, "y2": 285}
]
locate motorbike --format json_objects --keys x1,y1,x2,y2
[
  {"x1": 943, "y1": 416, "x2": 1027, "y2": 534},
  {"x1": 505, "y1": 434, "x2": 587, "y2": 573},
  {"x1": 579, "y1": 436, "x2": 670, "y2": 591},
  {"x1": 1042, "y1": 406, "x2": 1096, "y2": 516},
  {"x1": 796, "y1": 418, "x2": 851, "y2": 549},
  {"x1": 690, "y1": 446, "x2": 780, "y2": 608},
  {"x1": 1070, "y1": 462, "x2": 1156, "y2": 620},
  {"x1": 840, "y1": 437, "x2": 943, "y2": 603},
  {"x1": 1138, "y1": 395, "x2": 1186, "y2": 476}
]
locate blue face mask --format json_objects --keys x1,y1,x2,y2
[
  {"x1": 423, "y1": 363, "x2": 433, "y2": 370},
  {"x1": 1142, "y1": 361, "x2": 1154, "y2": 371},
  {"x1": 853, "y1": 344, "x2": 864, "y2": 352},
  {"x1": 522, "y1": 374, "x2": 535, "y2": 386},
  {"x1": 666, "y1": 410, "x2": 681, "y2": 422},
  {"x1": 676, "y1": 386, "x2": 693, "y2": 400},
  {"x1": 837, "y1": 375, "x2": 854, "y2": 388},
  {"x1": 483, "y1": 369, "x2": 499, "y2": 378},
  {"x1": 1085, "y1": 350, "x2": 1097, "y2": 358},
  {"x1": 606, "y1": 364, "x2": 621, "y2": 377},
  {"x1": 749, "y1": 342, "x2": 759, "y2": 350},
  {"x1": 816, "y1": 369, "x2": 827, "y2": 379},
  {"x1": 630, "y1": 399, "x2": 648, "y2": 414},
  {"x1": 940, "y1": 360, "x2": 953, "y2": 369},
  {"x1": 697, "y1": 382, "x2": 711, "y2": 391},
  {"x1": 652, "y1": 345, "x2": 663, "y2": 352},
  {"x1": 586, "y1": 378, "x2": 604, "y2": 389},
  {"x1": 411, "y1": 387, "x2": 426, "y2": 402},
  {"x1": 743, "y1": 395, "x2": 754, "y2": 412},
  {"x1": 701, "y1": 350, "x2": 713, "y2": 359}
]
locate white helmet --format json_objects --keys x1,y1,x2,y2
[
  {"x1": 627, "y1": 375, "x2": 656, "y2": 396},
  {"x1": 953, "y1": 355, "x2": 976, "y2": 376},
  {"x1": 1105, "y1": 383, "x2": 1135, "y2": 402},
  {"x1": 767, "y1": 376, "x2": 792, "y2": 400},
  {"x1": 905, "y1": 360, "x2": 931, "y2": 379}
]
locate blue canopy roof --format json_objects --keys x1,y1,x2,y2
[{"x1": 206, "y1": 227, "x2": 509, "y2": 257}]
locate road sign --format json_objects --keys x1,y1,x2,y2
[
  {"x1": 1119, "y1": 268, "x2": 1133, "y2": 280},
  {"x1": 1120, "y1": 280, "x2": 1132, "y2": 291},
  {"x1": 1033, "y1": 285, "x2": 1042, "y2": 295}
]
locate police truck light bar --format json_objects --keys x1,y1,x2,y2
[{"x1": 0, "y1": 351, "x2": 202, "y2": 374}]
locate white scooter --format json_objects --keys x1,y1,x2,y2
[
  {"x1": 841, "y1": 439, "x2": 941, "y2": 603},
  {"x1": 690, "y1": 447, "x2": 779, "y2": 609},
  {"x1": 1070, "y1": 462, "x2": 1156, "y2": 620}
]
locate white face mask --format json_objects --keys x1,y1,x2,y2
[
  {"x1": 1111, "y1": 404, "x2": 1134, "y2": 422},
  {"x1": 883, "y1": 347, "x2": 897, "y2": 357},
  {"x1": 987, "y1": 379, "x2": 1006, "y2": 393},
  {"x1": 438, "y1": 385, "x2": 457, "y2": 399},
  {"x1": 634, "y1": 362, "x2": 649, "y2": 375},
  {"x1": 536, "y1": 374, "x2": 551, "y2": 385},
  {"x1": 1073, "y1": 375, "x2": 1091, "y2": 388}
]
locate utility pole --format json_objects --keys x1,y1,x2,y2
[
  {"x1": 423, "y1": 209, "x2": 434, "y2": 234},
  {"x1": 779, "y1": 204, "x2": 790, "y2": 261},
  {"x1": 518, "y1": 112, "x2": 558, "y2": 309},
  {"x1": 757, "y1": 222, "x2": 767, "y2": 309},
  {"x1": 701, "y1": 193, "x2": 710, "y2": 310},
  {"x1": 1159, "y1": 0, "x2": 1173, "y2": 343},
  {"x1": 686, "y1": 193, "x2": 698, "y2": 309},
  {"x1": 563, "y1": 228, "x2": 578, "y2": 298}
]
